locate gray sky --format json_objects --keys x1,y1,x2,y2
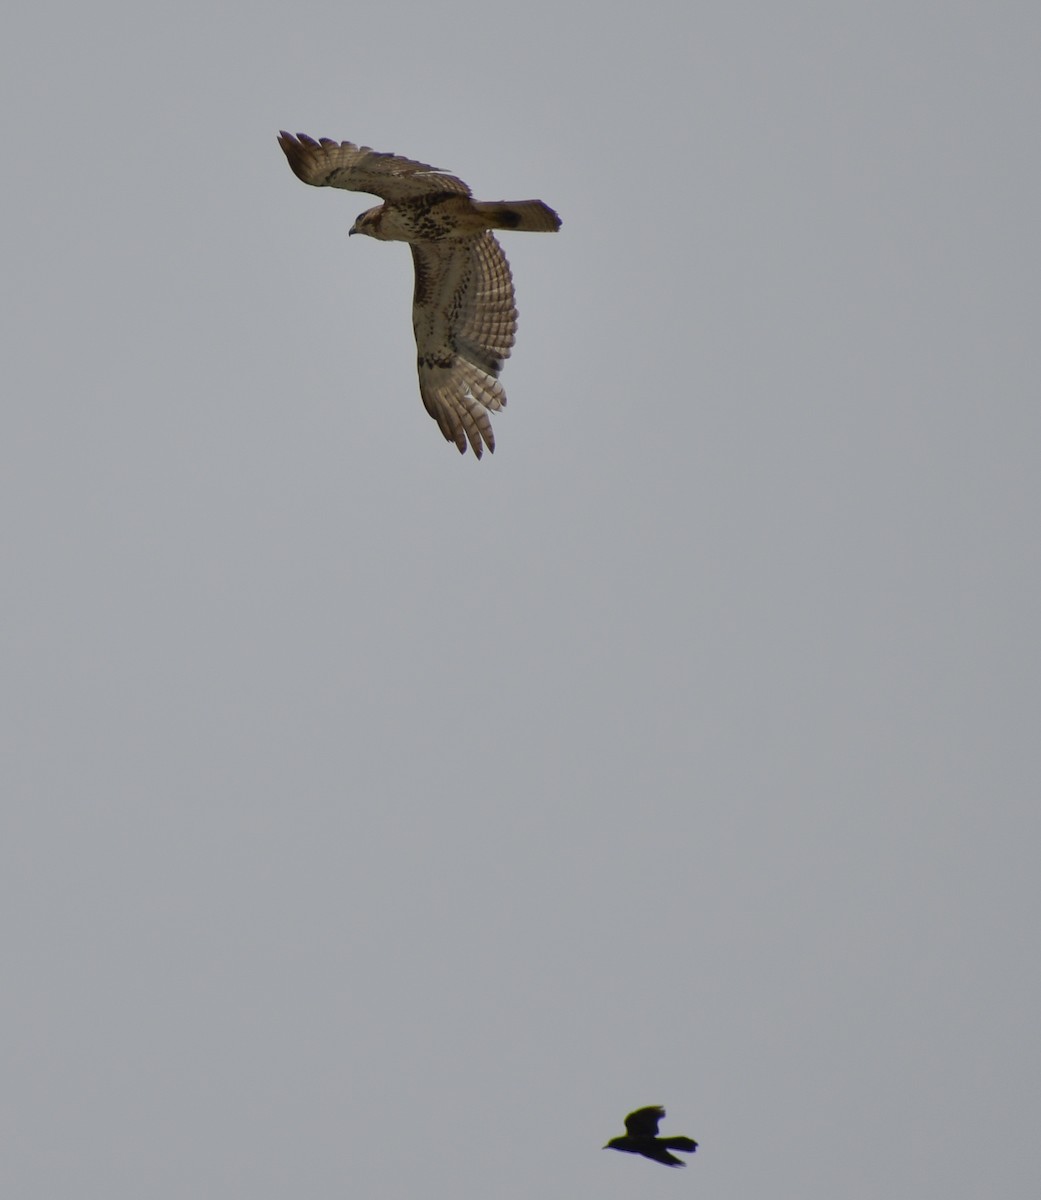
[{"x1": 3, "y1": 2, "x2": 1039, "y2": 1196}]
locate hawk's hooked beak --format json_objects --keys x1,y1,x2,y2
[{"x1": 348, "y1": 225, "x2": 356, "y2": 236}]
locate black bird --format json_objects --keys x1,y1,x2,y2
[{"x1": 603, "y1": 1106, "x2": 698, "y2": 1168}]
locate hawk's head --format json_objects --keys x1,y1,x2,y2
[{"x1": 349, "y1": 206, "x2": 387, "y2": 240}]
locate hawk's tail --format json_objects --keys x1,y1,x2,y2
[{"x1": 472, "y1": 200, "x2": 562, "y2": 232}]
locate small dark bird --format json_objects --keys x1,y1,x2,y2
[{"x1": 603, "y1": 1106, "x2": 699, "y2": 1168}]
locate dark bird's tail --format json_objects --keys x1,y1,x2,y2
[
  {"x1": 472, "y1": 200, "x2": 562, "y2": 232},
  {"x1": 661, "y1": 1137, "x2": 698, "y2": 1153}
]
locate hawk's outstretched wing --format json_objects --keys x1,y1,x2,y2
[
  {"x1": 624, "y1": 1107, "x2": 666, "y2": 1139},
  {"x1": 277, "y1": 132, "x2": 471, "y2": 200},
  {"x1": 411, "y1": 232, "x2": 518, "y2": 457}
]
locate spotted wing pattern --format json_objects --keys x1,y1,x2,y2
[{"x1": 411, "y1": 232, "x2": 517, "y2": 456}]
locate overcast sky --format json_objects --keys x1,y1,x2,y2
[{"x1": 3, "y1": 2, "x2": 1040, "y2": 1197}]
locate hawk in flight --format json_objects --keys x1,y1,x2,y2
[
  {"x1": 603, "y1": 1106, "x2": 699, "y2": 1168},
  {"x1": 278, "y1": 132, "x2": 561, "y2": 457}
]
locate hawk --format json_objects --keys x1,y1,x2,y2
[
  {"x1": 278, "y1": 132, "x2": 561, "y2": 457},
  {"x1": 603, "y1": 1106, "x2": 699, "y2": 1168}
]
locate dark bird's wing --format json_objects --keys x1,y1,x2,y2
[
  {"x1": 639, "y1": 1144, "x2": 688, "y2": 1168},
  {"x1": 410, "y1": 233, "x2": 517, "y2": 457},
  {"x1": 278, "y1": 132, "x2": 471, "y2": 200},
  {"x1": 624, "y1": 1106, "x2": 666, "y2": 1139}
]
